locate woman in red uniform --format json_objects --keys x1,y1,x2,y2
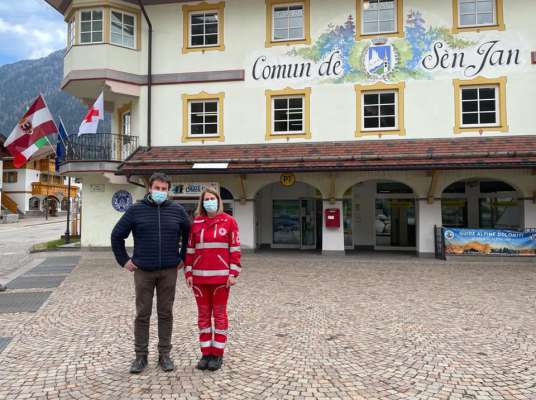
[{"x1": 184, "y1": 188, "x2": 241, "y2": 371}]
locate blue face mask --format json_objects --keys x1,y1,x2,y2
[
  {"x1": 151, "y1": 190, "x2": 168, "y2": 204},
  {"x1": 203, "y1": 199, "x2": 218, "y2": 213}
]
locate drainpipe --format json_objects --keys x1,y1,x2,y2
[{"x1": 137, "y1": 0, "x2": 152, "y2": 149}]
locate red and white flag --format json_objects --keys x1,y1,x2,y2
[
  {"x1": 5, "y1": 95, "x2": 57, "y2": 168},
  {"x1": 78, "y1": 91, "x2": 104, "y2": 136}
]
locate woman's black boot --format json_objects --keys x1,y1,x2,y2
[
  {"x1": 208, "y1": 356, "x2": 223, "y2": 371},
  {"x1": 196, "y1": 355, "x2": 212, "y2": 370}
]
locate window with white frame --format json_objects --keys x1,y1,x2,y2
[
  {"x1": 272, "y1": 96, "x2": 304, "y2": 133},
  {"x1": 67, "y1": 18, "x2": 76, "y2": 47},
  {"x1": 111, "y1": 10, "x2": 136, "y2": 48},
  {"x1": 80, "y1": 9, "x2": 103, "y2": 44},
  {"x1": 189, "y1": 99, "x2": 219, "y2": 136},
  {"x1": 189, "y1": 11, "x2": 219, "y2": 47},
  {"x1": 362, "y1": 90, "x2": 397, "y2": 130},
  {"x1": 460, "y1": 85, "x2": 498, "y2": 126},
  {"x1": 458, "y1": 0, "x2": 496, "y2": 27},
  {"x1": 272, "y1": 3, "x2": 305, "y2": 42},
  {"x1": 362, "y1": 0, "x2": 397, "y2": 35}
]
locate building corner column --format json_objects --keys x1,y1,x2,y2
[
  {"x1": 233, "y1": 200, "x2": 256, "y2": 252},
  {"x1": 417, "y1": 199, "x2": 442, "y2": 258},
  {"x1": 322, "y1": 200, "x2": 345, "y2": 256}
]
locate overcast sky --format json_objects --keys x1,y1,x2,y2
[{"x1": 0, "y1": 0, "x2": 66, "y2": 66}]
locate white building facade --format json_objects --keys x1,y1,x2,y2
[
  {"x1": 1, "y1": 158, "x2": 80, "y2": 217},
  {"x1": 46, "y1": 0, "x2": 536, "y2": 255}
]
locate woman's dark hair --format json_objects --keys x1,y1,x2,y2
[{"x1": 149, "y1": 172, "x2": 171, "y2": 190}]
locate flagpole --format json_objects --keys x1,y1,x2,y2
[
  {"x1": 65, "y1": 177, "x2": 71, "y2": 244},
  {"x1": 59, "y1": 116, "x2": 71, "y2": 244},
  {"x1": 45, "y1": 174, "x2": 49, "y2": 221}
]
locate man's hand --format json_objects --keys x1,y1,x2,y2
[
  {"x1": 227, "y1": 276, "x2": 237, "y2": 288},
  {"x1": 124, "y1": 259, "x2": 138, "y2": 272},
  {"x1": 186, "y1": 276, "x2": 193, "y2": 289},
  {"x1": 177, "y1": 260, "x2": 185, "y2": 270}
]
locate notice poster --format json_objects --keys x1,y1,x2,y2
[
  {"x1": 272, "y1": 200, "x2": 300, "y2": 246},
  {"x1": 444, "y1": 228, "x2": 536, "y2": 256}
]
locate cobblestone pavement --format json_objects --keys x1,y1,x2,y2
[{"x1": 0, "y1": 252, "x2": 535, "y2": 400}]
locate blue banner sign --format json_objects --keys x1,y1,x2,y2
[{"x1": 444, "y1": 228, "x2": 536, "y2": 256}]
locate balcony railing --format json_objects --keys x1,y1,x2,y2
[{"x1": 65, "y1": 133, "x2": 139, "y2": 162}]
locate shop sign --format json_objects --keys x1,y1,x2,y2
[
  {"x1": 442, "y1": 199, "x2": 466, "y2": 207},
  {"x1": 280, "y1": 173, "x2": 296, "y2": 187},
  {"x1": 171, "y1": 182, "x2": 219, "y2": 197},
  {"x1": 386, "y1": 199, "x2": 414, "y2": 208},
  {"x1": 90, "y1": 184, "x2": 105, "y2": 192},
  {"x1": 112, "y1": 190, "x2": 133, "y2": 212},
  {"x1": 444, "y1": 228, "x2": 536, "y2": 257}
]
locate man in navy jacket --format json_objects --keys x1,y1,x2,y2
[{"x1": 111, "y1": 173, "x2": 190, "y2": 374}]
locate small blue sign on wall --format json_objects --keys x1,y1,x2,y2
[{"x1": 112, "y1": 190, "x2": 133, "y2": 212}]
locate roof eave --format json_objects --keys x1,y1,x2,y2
[
  {"x1": 44, "y1": 0, "x2": 201, "y2": 15},
  {"x1": 116, "y1": 162, "x2": 536, "y2": 176}
]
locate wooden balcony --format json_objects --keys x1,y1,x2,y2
[
  {"x1": 32, "y1": 182, "x2": 78, "y2": 198},
  {"x1": 37, "y1": 159, "x2": 56, "y2": 173}
]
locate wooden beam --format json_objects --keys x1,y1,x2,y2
[
  {"x1": 239, "y1": 174, "x2": 247, "y2": 204},
  {"x1": 427, "y1": 170, "x2": 439, "y2": 204},
  {"x1": 141, "y1": 176, "x2": 149, "y2": 188},
  {"x1": 329, "y1": 173, "x2": 336, "y2": 204}
]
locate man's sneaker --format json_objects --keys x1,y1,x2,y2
[
  {"x1": 129, "y1": 355, "x2": 148, "y2": 374},
  {"x1": 207, "y1": 356, "x2": 223, "y2": 371},
  {"x1": 196, "y1": 355, "x2": 212, "y2": 370},
  {"x1": 159, "y1": 354, "x2": 175, "y2": 372}
]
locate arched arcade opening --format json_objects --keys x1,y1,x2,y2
[
  {"x1": 254, "y1": 181, "x2": 323, "y2": 250},
  {"x1": 343, "y1": 180, "x2": 417, "y2": 252},
  {"x1": 441, "y1": 178, "x2": 523, "y2": 230}
]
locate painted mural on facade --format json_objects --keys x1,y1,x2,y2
[{"x1": 250, "y1": 10, "x2": 522, "y2": 84}]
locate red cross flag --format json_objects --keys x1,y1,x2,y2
[
  {"x1": 5, "y1": 95, "x2": 57, "y2": 168},
  {"x1": 78, "y1": 91, "x2": 104, "y2": 135}
]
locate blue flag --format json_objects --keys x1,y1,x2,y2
[{"x1": 55, "y1": 119, "x2": 68, "y2": 172}]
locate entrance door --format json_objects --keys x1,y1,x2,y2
[
  {"x1": 273, "y1": 200, "x2": 301, "y2": 248},
  {"x1": 375, "y1": 198, "x2": 416, "y2": 248},
  {"x1": 300, "y1": 199, "x2": 316, "y2": 249},
  {"x1": 272, "y1": 199, "x2": 317, "y2": 249}
]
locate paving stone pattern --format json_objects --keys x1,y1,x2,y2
[
  {"x1": 0, "y1": 292, "x2": 52, "y2": 313},
  {"x1": 6, "y1": 275, "x2": 67, "y2": 290},
  {"x1": 0, "y1": 252, "x2": 535, "y2": 400}
]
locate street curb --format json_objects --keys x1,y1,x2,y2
[
  {"x1": 20, "y1": 220, "x2": 67, "y2": 228},
  {"x1": 29, "y1": 247, "x2": 81, "y2": 254}
]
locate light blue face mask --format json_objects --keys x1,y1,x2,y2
[
  {"x1": 203, "y1": 199, "x2": 218, "y2": 213},
  {"x1": 151, "y1": 190, "x2": 168, "y2": 204}
]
